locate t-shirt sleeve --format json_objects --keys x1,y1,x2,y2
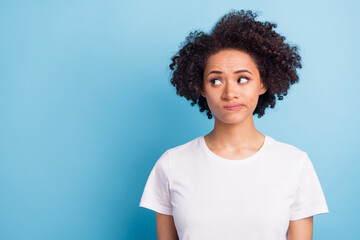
[
  {"x1": 139, "y1": 150, "x2": 173, "y2": 215},
  {"x1": 289, "y1": 152, "x2": 329, "y2": 221}
]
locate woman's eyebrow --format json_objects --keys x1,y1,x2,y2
[{"x1": 207, "y1": 69, "x2": 253, "y2": 76}]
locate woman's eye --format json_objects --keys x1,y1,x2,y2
[
  {"x1": 210, "y1": 79, "x2": 221, "y2": 85},
  {"x1": 210, "y1": 77, "x2": 249, "y2": 85},
  {"x1": 238, "y1": 77, "x2": 249, "y2": 84}
]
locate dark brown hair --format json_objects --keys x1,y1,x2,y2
[{"x1": 169, "y1": 9, "x2": 302, "y2": 119}]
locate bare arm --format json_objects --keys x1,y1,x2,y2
[
  {"x1": 155, "y1": 212, "x2": 179, "y2": 240},
  {"x1": 287, "y1": 216, "x2": 313, "y2": 240}
]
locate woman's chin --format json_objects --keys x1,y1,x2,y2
[{"x1": 215, "y1": 114, "x2": 250, "y2": 125}]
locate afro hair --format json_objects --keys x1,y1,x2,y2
[{"x1": 169, "y1": 9, "x2": 302, "y2": 119}]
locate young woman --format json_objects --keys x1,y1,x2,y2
[{"x1": 139, "y1": 9, "x2": 329, "y2": 240}]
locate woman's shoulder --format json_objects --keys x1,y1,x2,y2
[
  {"x1": 165, "y1": 135, "x2": 202, "y2": 155},
  {"x1": 266, "y1": 135, "x2": 307, "y2": 159}
]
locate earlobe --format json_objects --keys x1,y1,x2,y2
[
  {"x1": 201, "y1": 89, "x2": 205, "y2": 98},
  {"x1": 261, "y1": 87, "x2": 267, "y2": 95},
  {"x1": 260, "y1": 82, "x2": 267, "y2": 95}
]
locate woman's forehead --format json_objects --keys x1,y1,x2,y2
[{"x1": 205, "y1": 49, "x2": 259, "y2": 73}]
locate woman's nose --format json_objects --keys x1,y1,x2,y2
[{"x1": 223, "y1": 81, "x2": 238, "y2": 100}]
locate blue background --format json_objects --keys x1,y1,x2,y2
[{"x1": 0, "y1": 0, "x2": 359, "y2": 239}]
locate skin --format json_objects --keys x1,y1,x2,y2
[
  {"x1": 288, "y1": 217, "x2": 313, "y2": 240},
  {"x1": 201, "y1": 48, "x2": 268, "y2": 158},
  {"x1": 155, "y1": 212, "x2": 179, "y2": 240},
  {"x1": 156, "y1": 48, "x2": 313, "y2": 239}
]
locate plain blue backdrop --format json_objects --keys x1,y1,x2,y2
[{"x1": 0, "y1": 0, "x2": 359, "y2": 239}]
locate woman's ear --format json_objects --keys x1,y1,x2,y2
[
  {"x1": 259, "y1": 81, "x2": 267, "y2": 95},
  {"x1": 201, "y1": 89, "x2": 206, "y2": 98}
]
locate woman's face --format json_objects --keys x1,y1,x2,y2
[{"x1": 201, "y1": 49, "x2": 267, "y2": 124}]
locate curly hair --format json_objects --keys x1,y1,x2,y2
[{"x1": 169, "y1": 9, "x2": 302, "y2": 119}]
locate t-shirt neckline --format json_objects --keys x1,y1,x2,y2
[{"x1": 199, "y1": 134, "x2": 270, "y2": 165}]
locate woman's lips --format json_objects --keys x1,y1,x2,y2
[{"x1": 224, "y1": 103, "x2": 244, "y2": 110}]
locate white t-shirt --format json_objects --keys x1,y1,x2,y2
[{"x1": 139, "y1": 135, "x2": 329, "y2": 240}]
